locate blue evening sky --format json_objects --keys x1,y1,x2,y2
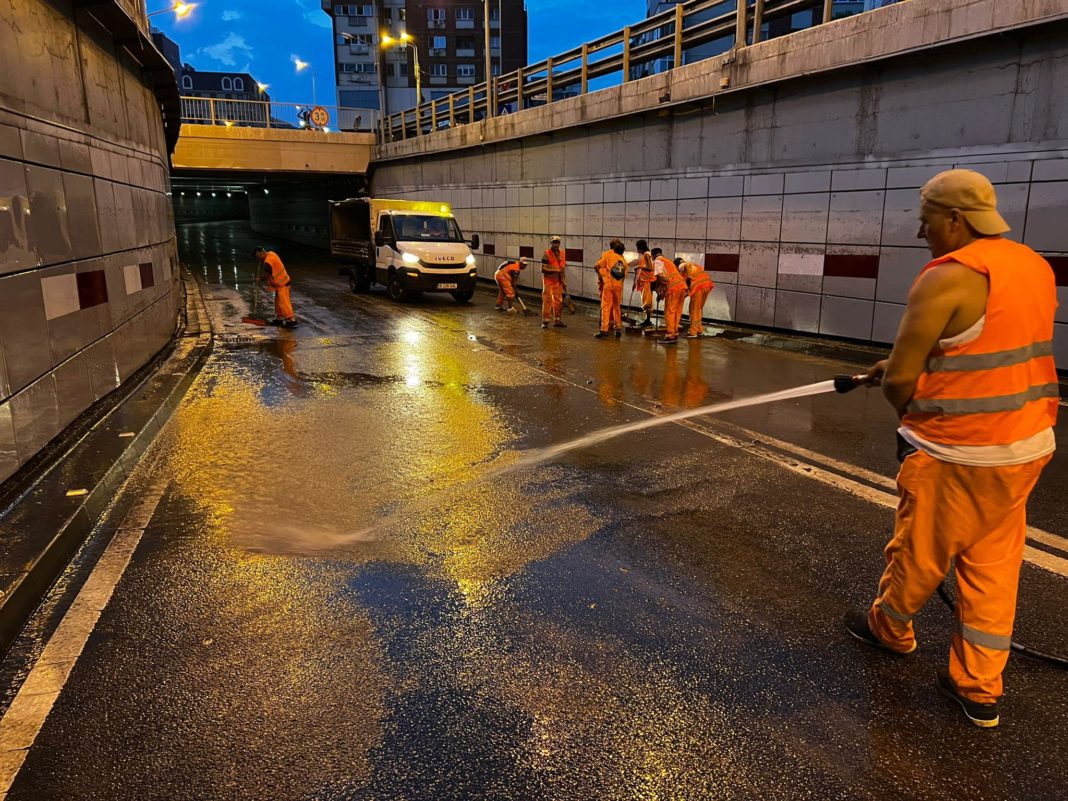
[{"x1": 154, "y1": 0, "x2": 646, "y2": 104}]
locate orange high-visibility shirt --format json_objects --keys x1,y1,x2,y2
[
  {"x1": 903, "y1": 237, "x2": 1059, "y2": 446},
  {"x1": 263, "y1": 251, "x2": 291, "y2": 290},
  {"x1": 543, "y1": 248, "x2": 566, "y2": 285},
  {"x1": 596, "y1": 250, "x2": 628, "y2": 292}
]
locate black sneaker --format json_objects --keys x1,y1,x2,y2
[
  {"x1": 936, "y1": 670, "x2": 999, "y2": 728},
  {"x1": 554, "y1": 321, "x2": 566, "y2": 328},
  {"x1": 269, "y1": 318, "x2": 284, "y2": 326},
  {"x1": 843, "y1": 609, "x2": 917, "y2": 655},
  {"x1": 639, "y1": 317, "x2": 653, "y2": 328},
  {"x1": 661, "y1": 337, "x2": 678, "y2": 345},
  {"x1": 282, "y1": 319, "x2": 298, "y2": 329},
  {"x1": 541, "y1": 322, "x2": 549, "y2": 329},
  {"x1": 615, "y1": 329, "x2": 622, "y2": 338},
  {"x1": 594, "y1": 331, "x2": 609, "y2": 339}
]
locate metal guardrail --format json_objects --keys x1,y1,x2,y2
[
  {"x1": 180, "y1": 97, "x2": 375, "y2": 133},
  {"x1": 384, "y1": 0, "x2": 903, "y2": 142}
]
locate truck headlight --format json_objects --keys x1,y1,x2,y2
[
  {"x1": 465, "y1": 254, "x2": 476, "y2": 266},
  {"x1": 401, "y1": 252, "x2": 420, "y2": 265}
]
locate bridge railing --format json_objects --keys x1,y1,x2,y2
[
  {"x1": 180, "y1": 97, "x2": 376, "y2": 133},
  {"x1": 384, "y1": 0, "x2": 904, "y2": 142}
]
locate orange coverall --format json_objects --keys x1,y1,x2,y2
[
  {"x1": 495, "y1": 261, "x2": 521, "y2": 307},
  {"x1": 867, "y1": 236, "x2": 1059, "y2": 704},
  {"x1": 262, "y1": 251, "x2": 295, "y2": 322},
  {"x1": 682, "y1": 262, "x2": 714, "y2": 336},
  {"x1": 657, "y1": 258, "x2": 687, "y2": 339},
  {"x1": 634, "y1": 251, "x2": 655, "y2": 313},
  {"x1": 542, "y1": 248, "x2": 566, "y2": 323},
  {"x1": 595, "y1": 250, "x2": 627, "y2": 333}
]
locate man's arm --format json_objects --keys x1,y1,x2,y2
[{"x1": 879, "y1": 264, "x2": 970, "y2": 418}]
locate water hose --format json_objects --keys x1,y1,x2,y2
[{"x1": 835, "y1": 375, "x2": 1068, "y2": 669}]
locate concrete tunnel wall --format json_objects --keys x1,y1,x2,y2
[
  {"x1": 370, "y1": 18, "x2": 1068, "y2": 369},
  {"x1": 0, "y1": 0, "x2": 179, "y2": 484}
]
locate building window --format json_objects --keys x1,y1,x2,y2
[
  {"x1": 429, "y1": 35, "x2": 447, "y2": 55},
  {"x1": 457, "y1": 64, "x2": 476, "y2": 78},
  {"x1": 221, "y1": 77, "x2": 232, "y2": 90},
  {"x1": 181, "y1": 75, "x2": 192, "y2": 90},
  {"x1": 398, "y1": 8, "x2": 406, "y2": 21},
  {"x1": 456, "y1": 7, "x2": 474, "y2": 21},
  {"x1": 335, "y1": 4, "x2": 372, "y2": 15},
  {"x1": 456, "y1": 36, "x2": 476, "y2": 50},
  {"x1": 490, "y1": 7, "x2": 500, "y2": 21},
  {"x1": 427, "y1": 8, "x2": 445, "y2": 22},
  {"x1": 233, "y1": 77, "x2": 244, "y2": 91},
  {"x1": 430, "y1": 63, "x2": 448, "y2": 77},
  {"x1": 491, "y1": 35, "x2": 501, "y2": 49}
]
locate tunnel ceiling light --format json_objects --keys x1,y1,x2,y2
[
  {"x1": 212, "y1": 192, "x2": 217, "y2": 197},
  {"x1": 196, "y1": 191, "x2": 201, "y2": 196}
]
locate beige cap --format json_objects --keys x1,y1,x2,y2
[
  {"x1": 920, "y1": 169, "x2": 1010, "y2": 235},
  {"x1": 549, "y1": 235, "x2": 561, "y2": 243}
]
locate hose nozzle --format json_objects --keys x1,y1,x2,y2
[{"x1": 834, "y1": 374, "x2": 864, "y2": 394}]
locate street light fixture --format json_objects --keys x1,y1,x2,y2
[
  {"x1": 381, "y1": 32, "x2": 422, "y2": 111},
  {"x1": 257, "y1": 83, "x2": 269, "y2": 94},
  {"x1": 294, "y1": 58, "x2": 317, "y2": 104},
  {"x1": 148, "y1": 2, "x2": 196, "y2": 19}
]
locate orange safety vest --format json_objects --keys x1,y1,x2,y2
[
  {"x1": 543, "y1": 248, "x2": 566, "y2": 284},
  {"x1": 263, "y1": 251, "x2": 291, "y2": 290},
  {"x1": 635, "y1": 252, "x2": 655, "y2": 289},
  {"x1": 496, "y1": 261, "x2": 521, "y2": 281},
  {"x1": 685, "y1": 264, "x2": 713, "y2": 296},
  {"x1": 658, "y1": 258, "x2": 687, "y2": 293},
  {"x1": 902, "y1": 237, "x2": 1059, "y2": 446}
]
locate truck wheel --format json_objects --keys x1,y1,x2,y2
[
  {"x1": 387, "y1": 274, "x2": 407, "y2": 302},
  {"x1": 349, "y1": 268, "x2": 371, "y2": 294},
  {"x1": 451, "y1": 289, "x2": 474, "y2": 303}
]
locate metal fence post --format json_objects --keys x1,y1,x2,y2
[
  {"x1": 622, "y1": 27, "x2": 631, "y2": 83},
  {"x1": 674, "y1": 4, "x2": 685, "y2": 69},
  {"x1": 515, "y1": 66, "x2": 524, "y2": 111},
  {"x1": 736, "y1": 0, "x2": 747, "y2": 48},
  {"x1": 449, "y1": 93, "x2": 455, "y2": 128},
  {"x1": 822, "y1": 0, "x2": 833, "y2": 24},
  {"x1": 209, "y1": 98, "x2": 216, "y2": 125},
  {"x1": 752, "y1": 0, "x2": 765, "y2": 45},
  {"x1": 581, "y1": 43, "x2": 589, "y2": 94},
  {"x1": 546, "y1": 57, "x2": 554, "y2": 103},
  {"x1": 468, "y1": 86, "x2": 475, "y2": 122},
  {"x1": 431, "y1": 99, "x2": 437, "y2": 132}
]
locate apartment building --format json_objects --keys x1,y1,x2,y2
[{"x1": 323, "y1": 1, "x2": 528, "y2": 125}]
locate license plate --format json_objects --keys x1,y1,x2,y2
[{"x1": 438, "y1": 283, "x2": 458, "y2": 290}]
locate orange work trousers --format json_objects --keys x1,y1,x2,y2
[
  {"x1": 663, "y1": 288, "x2": 686, "y2": 338},
  {"x1": 868, "y1": 450, "x2": 1051, "y2": 704},
  {"x1": 274, "y1": 285, "x2": 295, "y2": 321},
  {"x1": 688, "y1": 287, "x2": 711, "y2": 336},
  {"x1": 599, "y1": 282, "x2": 623, "y2": 332},
  {"x1": 496, "y1": 276, "x2": 516, "y2": 305},
  {"x1": 543, "y1": 280, "x2": 564, "y2": 322},
  {"x1": 639, "y1": 283, "x2": 654, "y2": 313}
]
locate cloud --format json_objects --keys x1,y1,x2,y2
[
  {"x1": 221, "y1": 9, "x2": 243, "y2": 21},
  {"x1": 197, "y1": 33, "x2": 254, "y2": 67},
  {"x1": 293, "y1": 0, "x2": 332, "y2": 29}
]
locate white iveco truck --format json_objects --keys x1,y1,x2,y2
[{"x1": 330, "y1": 198, "x2": 481, "y2": 303}]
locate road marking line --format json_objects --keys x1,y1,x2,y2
[{"x1": 0, "y1": 476, "x2": 170, "y2": 794}]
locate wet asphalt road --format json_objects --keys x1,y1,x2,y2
[{"x1": 4, "y1": 221, "x2": 1068, "y2": 800}]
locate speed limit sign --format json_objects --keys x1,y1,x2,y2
[{"x1": 310, "y1": 106, "x2": 330, "y2": 128}]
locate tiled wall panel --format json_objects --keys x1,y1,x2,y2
[{"x1": 0, "y1": 0, "x2": 179, "y2": 484}]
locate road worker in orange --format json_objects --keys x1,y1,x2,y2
[
  {"x1": 654, "y1": 250, "x2": 687, "y2": 345},
  {"x1": 541, "y1": 236, "x2": 567, "y2": 329},
  {"x1": 676, "y1": 257, "x2": 714, "y2": 339},
  {"x1": 494, "y1": 257, "x2": 525, "y2": 313},
  {"x1": 844, "y1": 170, "x2": 1058, "y2": 729},
  {"x1": 633, "y1": 240, "x2": 656, "y2": 328},
  {"x1": 253, "y1": 247, "x2": 297, "y2": 328},
  {"x1": 594, "y1": 239, "x2": 628, "y2": 339}
]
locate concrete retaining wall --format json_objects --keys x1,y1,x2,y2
[
  {"x1": 371, "y1": 7, "x2": 1068, "y2": 368},
  {"x1": 0, "y1": 0, "x2": 179, "y2": 483}
]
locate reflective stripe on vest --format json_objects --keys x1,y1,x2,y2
[
  {"x1": 902, "y1": 237, "x2": 1059, "y2": 446},
  {"x1": 660, "y1": 260, "x2": 686, "y2": 292},
  {"x1": 689, "y1": 271, "x2": 712, "y2": 291}
]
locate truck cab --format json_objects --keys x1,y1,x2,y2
[{"x1": 330, "y1": 198, "x2": 480, "y2": 303}]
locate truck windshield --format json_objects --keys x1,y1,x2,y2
[{"x1": 392, "y1": 214, "x2": 464, "y2": 242}]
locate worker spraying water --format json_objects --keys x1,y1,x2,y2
[{"x1": 839, "y1": 170, "x2": 1059, "y2": 729}]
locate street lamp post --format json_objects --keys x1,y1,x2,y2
[
  {"x1": 484, "y1": 0, "x2": 493, "y2": 118},
  {"x1": 382, "y1": 34, "x2": 421, "y2": 127},
  {"x1": 295, "y1": 58, "x2": 317, "y2": 105},
  {"x1": 147, "y1": 2, "x2": 196, "y2": 19}
]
